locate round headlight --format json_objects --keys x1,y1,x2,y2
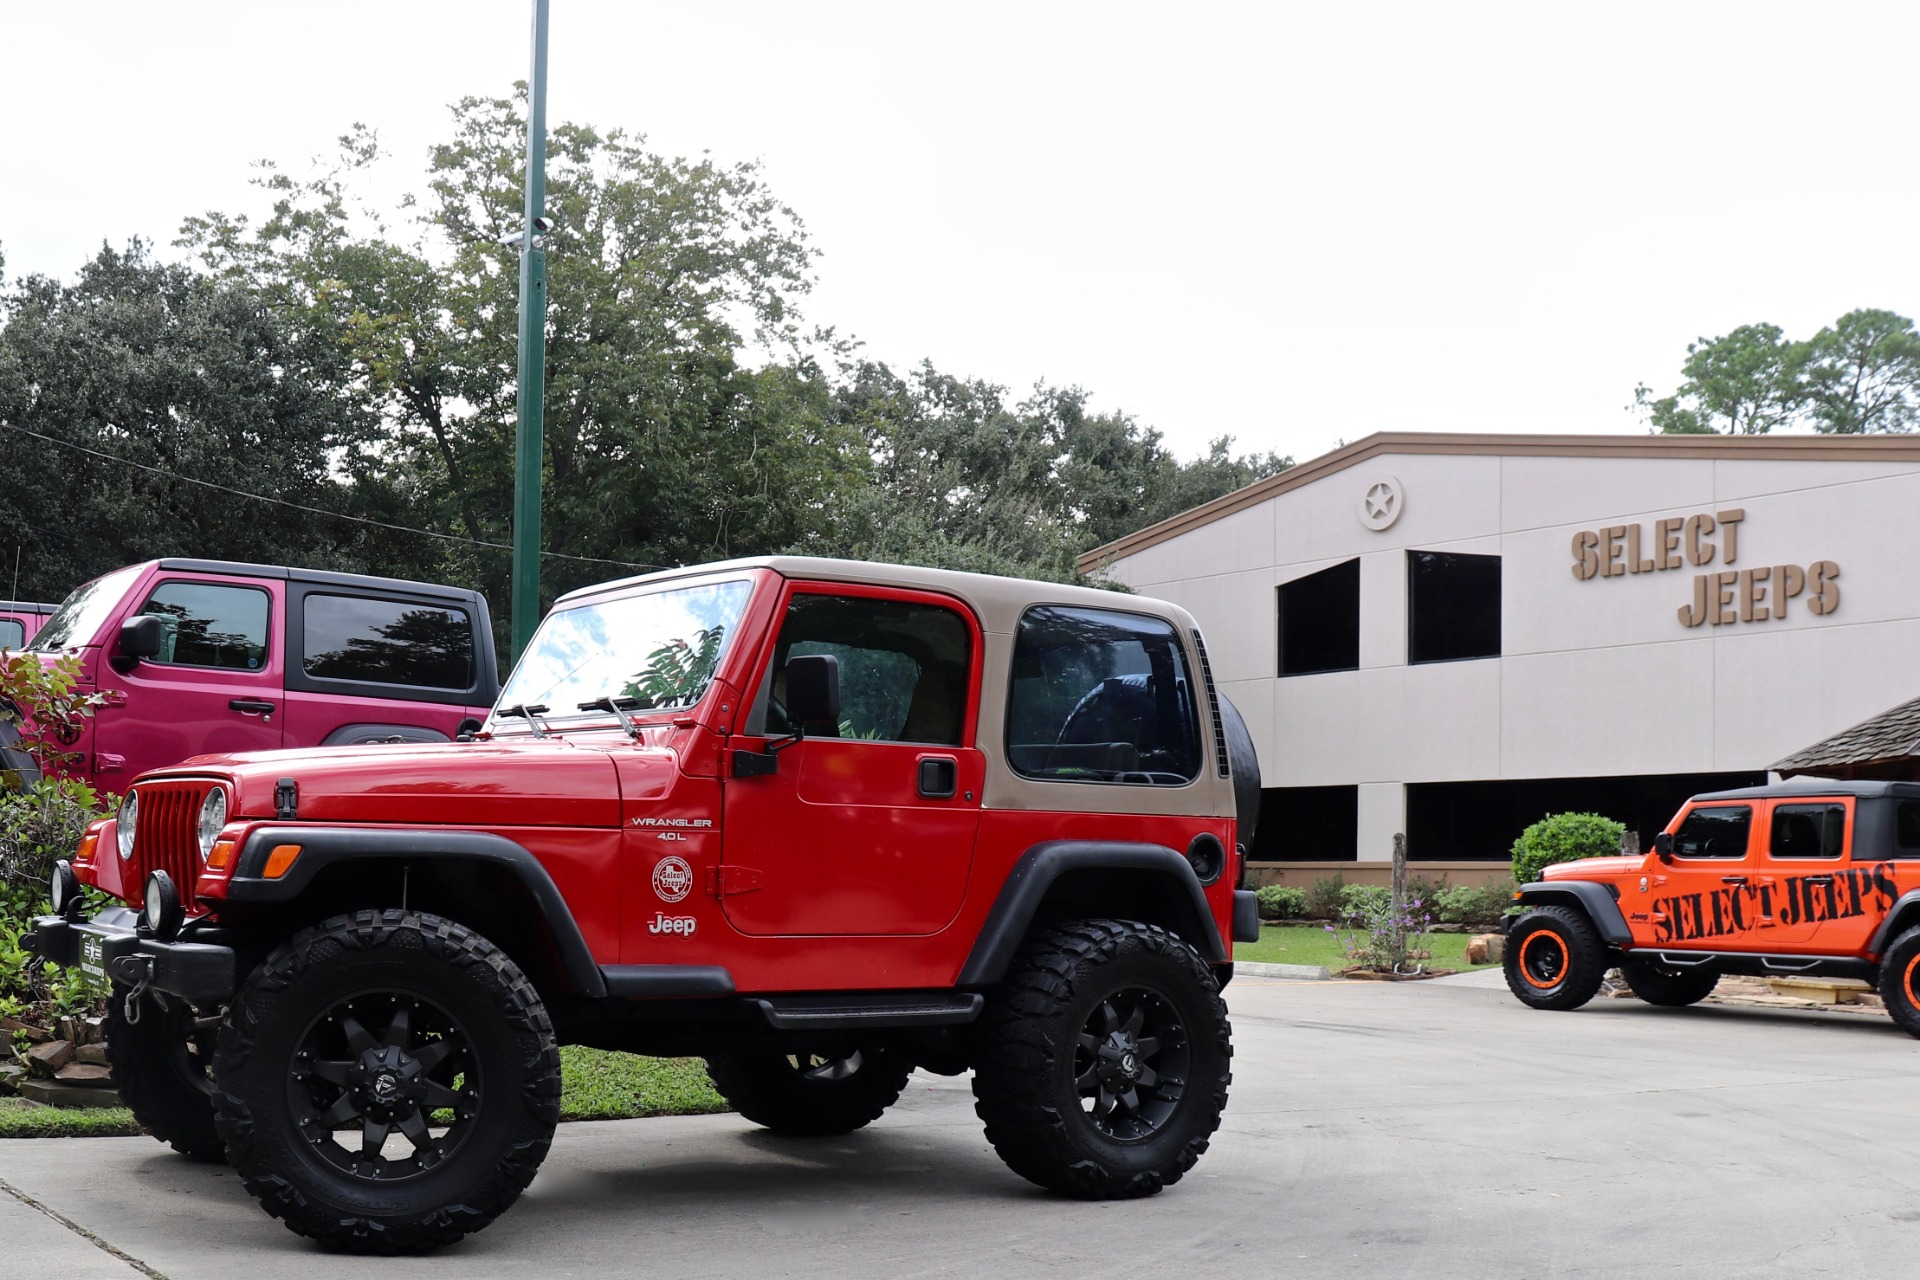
[
  {"x1": 142, "y1": 871, "x2": 182, "y2": 941},
  {"x1": 116, "y1": 791, "x2": 139, "y2": 861},
  {"x1": 50, "y1": 860, "x2": 78, "y2": 918},
  {"x1": 197, "y1": 788, "x2": 227, "y2": 861}
]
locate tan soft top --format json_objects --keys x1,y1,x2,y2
[{"x1": 556, "y1": 556, "x2": 1237, "y2": 820}]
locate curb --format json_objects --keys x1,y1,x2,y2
[{"x1": 1236, "y1": 961, "x2": 1334, "y2": 981}]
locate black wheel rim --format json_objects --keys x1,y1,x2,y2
[
  {"x1": 286, "y1": 990, "x2": 479, "y2": 1182},
  {"x1": 1071, "y1": 985, "x2": 1191, "y2": 1142},
  {"x1": 1520, "y1": 931, "x2": 1568, "y2": 989}
]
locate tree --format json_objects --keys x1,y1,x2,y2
[
  {"x1": 1632, "y1": 323, "x2": 1803, "y2": 435},
  {"x1": 1800, "y1": 309, "x2": 1920, "y2": 434},
  {"x1": 0, "y1": 241, "x2": 383, "y2": 601}
]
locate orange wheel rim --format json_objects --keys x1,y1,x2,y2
[
  {"x1": 1904, "y1": 952, "x2": 1920, "y2": 1004},
  {"x1": 1519, "y1": 929, "x2": 1567, "y2": 990}
]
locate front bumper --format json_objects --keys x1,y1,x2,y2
[{"x1": 27, "y1": 908, "x2": 236, "y2": 1007}]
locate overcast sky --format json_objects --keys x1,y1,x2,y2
[{"x1": 6, "y1": 1, "x2": 1917, "y2": 464}]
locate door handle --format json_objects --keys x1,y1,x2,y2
[
  {"x1": 229, "y1": 699, "x2": 275, "y2": 715},
  {"x1": 1721, "y1": 875, "x2": 1748, "y2": 885},
  {"x1": 917, "y1": 756, "x2": 958, "y2": 799},
  {"x1": 1802, "y1": 875, "x2": 1834, "y2": 886}
]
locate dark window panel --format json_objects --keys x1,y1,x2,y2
[
  {"x1": 1404, "y1": 771, "x2": 1768, "y2": 861},
  {"x1": 1251, "y1": 785, "x2": 1359, "y2": 861},
  {"x1": 1407, "y1": 551, "x2": 1501, "y2": 664},
  {"x1": 303, "y1": 594, "x2": 474, "y2": 690},
  {"x1": 1277, "y1": 559, "x2": 1360, "y2": 676}
]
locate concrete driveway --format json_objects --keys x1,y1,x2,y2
[{"x1": 7, "y1": 971, "x2": 1919, "y2": 1279}]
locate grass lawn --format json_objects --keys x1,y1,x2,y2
[
  {"x1": 0, "y1": 1049, "x2": 730, "y2": 1138},
  {"x1": 1236, "y1": 924, "x2": 1500, "y2": 971}
]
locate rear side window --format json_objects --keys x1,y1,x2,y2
[
  {"x1": 302, "y1": 595, "x2": 475, "y2": 690},
  {"x1": 1768, "y1": 803, "x2": 1845, "y2": 860},
  {"x1": 1672, "y1": 805, "x2": 1752, "y2": 859},
  {"x1": 1897, "y1": 802, "x2": 1920, "y2": 856},
  {"x1": 0, "y1": 619, "x2": 22, "y2": 649},
  {"x1": 140, "y1": 582, "x2": 270, "y2": 670},
  {"x1": 1007, "y1": 606, "x2": 1201, "y2": 786}
]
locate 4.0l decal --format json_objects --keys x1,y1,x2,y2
[{"x1": 1651, "y1": 863, "x2": 1896, "y2": 944}]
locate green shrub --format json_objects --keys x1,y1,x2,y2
[
  {"x1": 1255, "y1": 885, "x2": 1307, "y2": 920},
  {"x1": 1339, "y1": 884, "x2": 1390, "y2": 919},
  {"x1": 1510, "y1": 812, "x2": 1626, "y2": 886},
  {"x1": 1304, "y1": 875, "x2": 1347, "y2": 919},
  {"x1": 1435, "y1": 879, "x2": 1518, "y2": 926},
  {"x1": 0, "y1": 777, "x2": 107, "y2": 899}
]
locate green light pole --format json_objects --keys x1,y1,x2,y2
[{"x1": 509, "y1": 0, "x2": 551, "y2": 663}]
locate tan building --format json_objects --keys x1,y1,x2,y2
[{"x1": 1080, "y1": 432, "x2": 1920, "y2": 887}]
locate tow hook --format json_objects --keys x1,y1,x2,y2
[{"x1": 111, "y1": 954, "x2": 154, "y2": 1025}]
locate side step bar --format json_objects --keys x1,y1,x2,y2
[{"x1": 754, "y1": 991, "x2": 984, "y2": 1031}]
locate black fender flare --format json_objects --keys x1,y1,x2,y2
[
  {"x1": 228, "y1": 826, "x2": 606, "y2": 997},
  {"x1": 1867, "y1": 889, "x2": 1920, "y2": 957},
  {"x1": 320, "y1": 723, "x2": 452, "y2": 746},
  {"x1": 956, "y1": 840, "x2": 1227, "y2": 986},
  {"x1": 1514, "y1": 880, "x2": 1632, "y2": 947}
]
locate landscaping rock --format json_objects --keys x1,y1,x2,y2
[
  {"x1": 81, "y1": 1016, "x2": 105, "y2": 1045},
  {"x1": 54, "y1": 1062, "x2": 112, "y2": 1085},
  {"x1": 0, "y1": 1017, "x2": 52, "y2": 1045},
  {"x1": 75, "y1": 1043, "x2": 109, "y2": 1066},
  {"x1": 0, "y1": 1062, "x2": 25, "y2": 1095},
  {"x1": 26, "y1": 1040, "x2": 74, "y2": 1077},
  {"x1": 1465, "y1": 934, "x2": 1504, "y2": 965},
  {"x1": 18, "y1": 1079, "x2": 123, "y2": 1109}
]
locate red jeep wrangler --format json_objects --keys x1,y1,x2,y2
[
  {"x1": 1505, "y1": 780, "x2": 1920, "y2": 1032},
  {"x1": 11, "y1": 559, "x2": 498, "y2": 788},
  {"x1": 28, "y1": 557, "x2": 1261, "y2": 1253}
]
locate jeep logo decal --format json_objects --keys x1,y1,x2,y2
[
  {"x1": 647, "y1": 912, "x2": 697, "y2": 937},
  {"x1": 651, "y1": 856, "x2": 694, "y2": 903}
]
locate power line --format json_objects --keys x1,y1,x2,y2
[{"x1": 0, "y1": 420, "x2": 664, "y2": 572}]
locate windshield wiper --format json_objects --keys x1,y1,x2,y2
[
  {"x1": 577, "y1": 695, "x2": 643, "y2": 739},
  {"x1": 496, "y1": 703, "x2": 552, "y2": 737}
]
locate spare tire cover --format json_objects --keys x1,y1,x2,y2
[{"x1": 1218, "y1": 695, "x2": 1260, "y2": 848}]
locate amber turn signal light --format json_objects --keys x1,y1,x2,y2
[
  {"x1": 263, "y1": 844, "x2": 303, "y2": 879},
  {"x1": 74, "y1": 825, "x2": 102, "y2": 865},
  {"x1": 207, "y1": 839, "x2": 236, "y2": 871}
]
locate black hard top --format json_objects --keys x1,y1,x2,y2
[
  {"x1": 0, "y1": 601, "x2": 57, "y2": 615},
  {"x1": 156, "y1": 559, "x2": 487, "y2": 607},
  {"x1": 1692, "y1": 779, "x2": 1920, "y2": 803}
]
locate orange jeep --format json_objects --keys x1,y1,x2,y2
[{"x1": 1504, "y1": 780, "x2": 1920, "y2": 1034}]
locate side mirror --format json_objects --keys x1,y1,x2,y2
[
  {"x1": 784, "y1": 654, "x2": 841, "y2": 729},
  {"x1": 1653, "y1": 831, "x2": 1674, "y2": 863},
  {"x1": 117, "y1": 615, "x2": 164, "y2": 663}
]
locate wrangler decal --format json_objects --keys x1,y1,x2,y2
[{"x1": 1650, "y1": 863, "x2": 1897, "y2": 944}]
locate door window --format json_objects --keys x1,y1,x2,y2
[
  {"x1": 1007, "y1": 605, "x2": 1202, "y2": 785},
  {"x1": 1671, "y1": 805, "x2": 1752, "y2": 859},
  {"x1": 1767, "y1": 803, "x2": 1846, "y2": 860},
  {"x1": 759, "y1": 593, "x2": 971, "y2": 745},
  {"x1": 0, "y1": 619, "x2": 22, "y2": 649},
  {"x1": 302, "y1": 595, "x2": 474, "y2": 690},
  {"x1": 137, "y1": 582, "x2": 271, "y2": 670}
]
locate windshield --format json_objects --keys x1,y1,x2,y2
[
  {"x1": 491, "y1": 577, "x2": 754, "y2": 730},
  {"x1": 30, "y1": 564, "x2": 145, "y2": 652}
]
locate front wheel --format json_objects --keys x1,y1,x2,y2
[
  {"x1": 1878, "y1": 925, "x2": 1920, "y2": 1039},
  {"x1": 1620, "y1": 957, "x2": 1718, "y2": 1007},
  {"x1": 971, "y1": 919, "x2": 1232, "y2": 1199},
  {"x1": 105, "y1": 987, "x2": 223, "y2": 1160},
  {"x1": 705, "y1": 1047, "x2": 910, "y2": 1136},
  {"x1": 1503, "y1": 906, "x2": 1607, "y2": 1011},
  {"x1": 212, "y1": 909, "x2": 562, "y2": 1254}
]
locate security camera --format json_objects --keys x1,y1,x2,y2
[{"x1": 497, "y1": 217, "x2": 557, "y2": 248}]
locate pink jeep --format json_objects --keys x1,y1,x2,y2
[
  {"x1": 13, "y1": 559, "x2": 498, "y2": 788},
  {"x1": 0, "y1": 600, "x2": 56, "y2": 650}
]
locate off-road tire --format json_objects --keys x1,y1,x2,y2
[
  {"x1": 105, "y1": 986, "x2": 223, "y2": 1160},
  {"x1": 1620, "y1": 957, "x2": 1719, "y2": 1008},
  {"x1": 1503, "y1": 906, "x2": 1607, "y2": 1011},
  {"x1": 1877, "y1": 925, "x2": 1920, "y2": 1039},
  {"x1": 705, "y1": 1048, "x2": 911, "y2": 1136},
  {"x1": 212, "y1": 909, "x2": 561, "y2": 1254},
  {"x1": 971, "y1": 919, "x2": 1231, "y2": 1199}
]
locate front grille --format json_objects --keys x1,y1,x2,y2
[{"x1": 129, "y1": 780, "x2": 211, "y2": 910}]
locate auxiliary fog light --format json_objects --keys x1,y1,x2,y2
[
  {"x1": 142, "y1": 871, "x2": 183, "y2": 942},
  {"x1": 49, "y1": 860, "x2": 80, "y2": 920}
]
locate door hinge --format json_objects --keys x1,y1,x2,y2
[{"x1": 708, "y1": 865, "x2": 765, "y2": 896}]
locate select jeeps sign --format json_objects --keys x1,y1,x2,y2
[{"x1": 1569, "y1": 507, "x2": 1839, "y2": 628}]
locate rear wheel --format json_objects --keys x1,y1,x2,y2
[
  {"x1": 1878, "y1": 925, "x2": 1920, "y2": 1039},
  {"x1": 1620, "y1": 957, "x2": 1718, "y2": 1008},
  {"x1": 705, "y1": 1048, "x2": 910, "y2": 1136},
  {"x1": 971, "y1": 919, "x2": 1231, "y2": 1199},
  {"x1": 105, "y1": 987, "x2": 223, "y2": 1160},
  {"x1": 1503, "y1": 906, "x2": 1607, "y2": 1011},
  {"x1": 213, "y1": 910, "x2": 561, "y2": 1254}
]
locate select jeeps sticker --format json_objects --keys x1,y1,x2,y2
[
  {"x1": 651, "y1": 856, "x2": 694, "y2": 904},
  {"x1": 1651, "y1": 863, "x2": 1895, "y2": 944}
]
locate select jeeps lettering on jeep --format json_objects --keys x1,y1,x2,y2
[
  {"x1": 27, "y1": 556, "x2": 1266, "y2": 1254},
  {"x1": 1503, "y1": 780, "x2": 1920, "y2": 1036}
]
